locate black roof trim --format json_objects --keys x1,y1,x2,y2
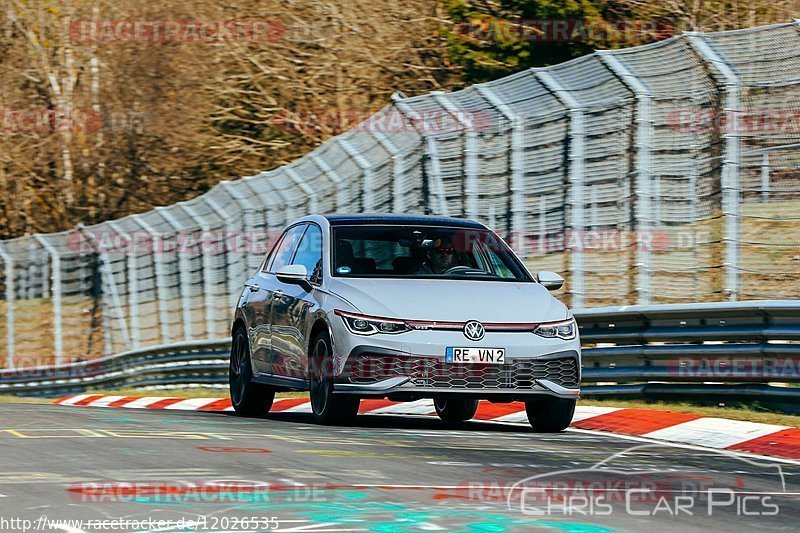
[{"x1": 322, "y1": 214, "x2": 486, "y2": 229}]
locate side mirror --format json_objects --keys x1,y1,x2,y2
[
  {"x1": 536, "y1": 271, "x2": 564, "y2": 291},
  {"x1": 276, "y1": 264, "x2": 309, "y2": 287}
]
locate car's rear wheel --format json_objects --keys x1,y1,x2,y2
[
  {"x1": 525, "y1": 397, "x2": 576, "y2": 432},
  {"x1": 309, "y1": 330, "x2": 360, "y2": 425},
  {"x1": 229, "y1": 328, "x2": 275, "y2": 416},
  {"x1": 434, "y1": 398, "x2": 479, "y2": 423}
]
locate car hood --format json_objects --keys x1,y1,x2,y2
[{"x1": 327, "y1": 277, "x2": 569, "y2": 323}]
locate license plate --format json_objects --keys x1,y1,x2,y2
[{"x1": 445, "y1": 347, "x2": 506, "y2": 364}]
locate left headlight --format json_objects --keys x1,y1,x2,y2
[
  {"x1": 334, "y1": 310, "x2": 412, "y2": 336},
  {"x1": 533, "y1": 317, "x2": 577, "y2": 340}
]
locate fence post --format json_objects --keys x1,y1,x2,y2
[
  {"x1": 761, "y1": 153, "x2": 770, "y2": 203},
  {"x1": 0, "y1": 244, "x2": 15, "y2": 369},
  {"x1": 432, "y1": 92, "x2": 479, "y2": 219},
  {"x1": 372, "y1": 131, "x2": 404, "y2": 213},
  {"x1": 180, "y1": 202, "x2": 217, "y2": 338},
  {"x1": 157, "y1": 207, "x2": 192, "y2": 341},
  {"x1": 336, "y1": 138, "x2": 376, "y2": 212},
  {"x1": 285, "y1": 167, "x2": 320, "y2": 213},
  {"x1": 310, "y1": 153, "x2": 348, "y2": 212},
  {"x1": 598, "y1": 52, "x2": 654, "y2": 304},
  {"x1": 391, "y1": 93, "x2": 449, "y2": 216},
  {"x1": 107, "y1": 221, "x2": 139, "y2": 349},
  {"x1": 77, "y1": 224, "x2": 131, "y2": 353},
  {"x1": 535, "y1": 70, "x2": 585, "y2": 309},
  {"x1": 476, "y1": 84, "x2": 526, "y2": 251},
  {"x1": 32, "y1": 235, "x2": 63, "y2": 364},
  {"x1": 242, "y1": 174, "x2": 295, "y2": 226},
  {"x1": 687, "y1": 33, "x2": 742, "y2": 301},
  {"x1": 132, "y1": 215, "x2": 171, "y2": 344},
  {"x1": 204, "y1": 193, "x2": 240, "y2": 310}
]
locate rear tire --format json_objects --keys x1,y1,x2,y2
[
  {"x1": 525, "y1": 397, "x2": 576, "y2": 433},
  {"x1": 434, "y1": 398, "x2": 479, "y2": 423},
  {"x1": 229, "y1": 328, "x2": 275, "y2": 416},
  {"x1": 309, "y1": 330, "x2": 360, "y2": 425}
]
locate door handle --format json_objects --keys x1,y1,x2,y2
[{"x1": 249, "y1": 284, "x2": 260, "y2": 292}]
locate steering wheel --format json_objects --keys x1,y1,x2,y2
[{"x1": 443, "y1": 265, "x2": 475, "y2": 275}]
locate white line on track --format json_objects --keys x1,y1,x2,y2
[{"x1": 565, "y1": 427, "x2": 800, "y2": 466}]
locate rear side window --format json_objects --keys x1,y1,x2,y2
[{"x1": 267, "y1": 224, "x2": 306, "y2": 272}]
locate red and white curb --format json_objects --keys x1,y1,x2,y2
[{"x1": 54, "y1": 394, "x2": 800, "y2": 460}]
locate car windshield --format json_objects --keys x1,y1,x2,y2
[{"x1": 331, "y1": 225, "x2": 531, "y2": 282}]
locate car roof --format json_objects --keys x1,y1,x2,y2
[{"x1": 320, "y1": 213, "x2": 487, "y2": 229}]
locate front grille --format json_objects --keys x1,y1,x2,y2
[{"x1": 346, "y1": 355, "x2": 579, "y2": 389}]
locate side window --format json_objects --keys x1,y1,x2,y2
[
  {"x1": 292, "y1": 225, "x2": 323, "y2": 283},
  {"x1": 267, "y1": 225, "x2": 306, "y2": 272}
]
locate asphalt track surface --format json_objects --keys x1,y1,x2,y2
[{"x1": 1, "y1": 401, "x2": 799, "y2": 532}]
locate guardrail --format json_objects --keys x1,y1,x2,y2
[{"x1": 2, "y1": 301, "x2": 800, "y2": 409}]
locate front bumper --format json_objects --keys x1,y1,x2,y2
[
  {"x1": 328, "y1": 311, "x2": 581, "y2": 400},
  {"x1": 332, "y1": 346, "x2": 581, "y2": 400}
]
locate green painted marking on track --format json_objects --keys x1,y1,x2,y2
[{"x1": 127, "y1": 489, "x2": 615, "y2": 532}]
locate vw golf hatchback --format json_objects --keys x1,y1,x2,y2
[{"x1": 230, "y1": 214, "x2": 580, "y2": 431}]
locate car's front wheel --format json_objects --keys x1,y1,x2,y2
[
  {"x1": 309, "y1": 330, "x2": 360, "y2": 425},
  {"x1": 229, "y1": 328, "x2": 275, "y2": 416},
  {"x1": 525, "y1": 397, "x2": 576, "y2": 432},
  {"x1": 434, "y1": 398, "x2": 479, "y2": 423}
]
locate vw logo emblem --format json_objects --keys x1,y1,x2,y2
[{"x1": 464, "y1": 320, "x2": 485, "y2": 341}]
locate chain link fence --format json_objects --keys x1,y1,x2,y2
[{"x1": 1, "y1": 21, "x2": 799, "y2": 368}]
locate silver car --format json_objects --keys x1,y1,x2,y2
[{"x1": 229, "y1": 214, "x2": 580, "y2": 431}]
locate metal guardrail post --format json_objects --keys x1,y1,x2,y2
[
  {"x1": 158, "y1": 207, "x2": 193, "y2": 342},
  {"x1": 0, "y1": 244, "x2": 15, "y2": 369},
  {"x1": 372, "y1": 131, "x2": 404, "y2": 213},
  {"x1": 310, "y1": 153, "x2": 348, "y2": 212},
  {"x1": 535, "y1": 70, "x2": 585, "y2": 309},
  {"x1": 687, "y1": 33, "x2": 742, "y2": 301},
  {"x1": 598, "y1": 52, "x2": 654, "y2": 305},
  {"x1": 132, "y1": 215, "x2": 171, "y2": 344},
  {"x1": 32, "y1": 235, "x2": 63, "y2": 364},
  {"x1": 178, "y1": 203, "x2": 217, "y2": 339},
  {"x1": 108, "y1": 221, "x2": 139, "y2": 350},
  {"x1": 391, "y1": 94, "x2": 449, "y2": 216},
  {"x1": 476, "y1": 84, "x2": 526, "y2": 251},
  {"x1": 336, "y1": 138, "x2": 376, "y2": 213},
  {"x1": 432, "y1": 92, "x2": 479, "y2": 219}
]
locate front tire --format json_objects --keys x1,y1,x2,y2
[
  {"x1": 229, "y1": 328, "x2": 275, "y2": 416},
  {"x1": 434, "y1": 398, "x2": 479, "y2": 423},
  {"x1": 525, "y1": 397, "x2": 576, "y2": 432},
  {"x1": 309, "y1": 330, "x2": 360, "y2": 425}
]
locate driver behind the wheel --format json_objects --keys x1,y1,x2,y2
[{"x1": 417, "y1": 237, "x2": 456, "y2": 274}]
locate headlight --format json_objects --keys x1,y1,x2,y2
[
  {"x1": 334, "y1": 310, "x2": 412, "y2": 336},
  {"x1": 533, "y1": 318, "x2": 576, "y2": 340}
]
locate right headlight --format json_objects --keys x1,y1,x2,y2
[
  {"x1": 334, "y1": 310, "x2": 412, "y2": 336},
  {"x1": 533, "y1": 318, "x2": 576, "y2": 340}
]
